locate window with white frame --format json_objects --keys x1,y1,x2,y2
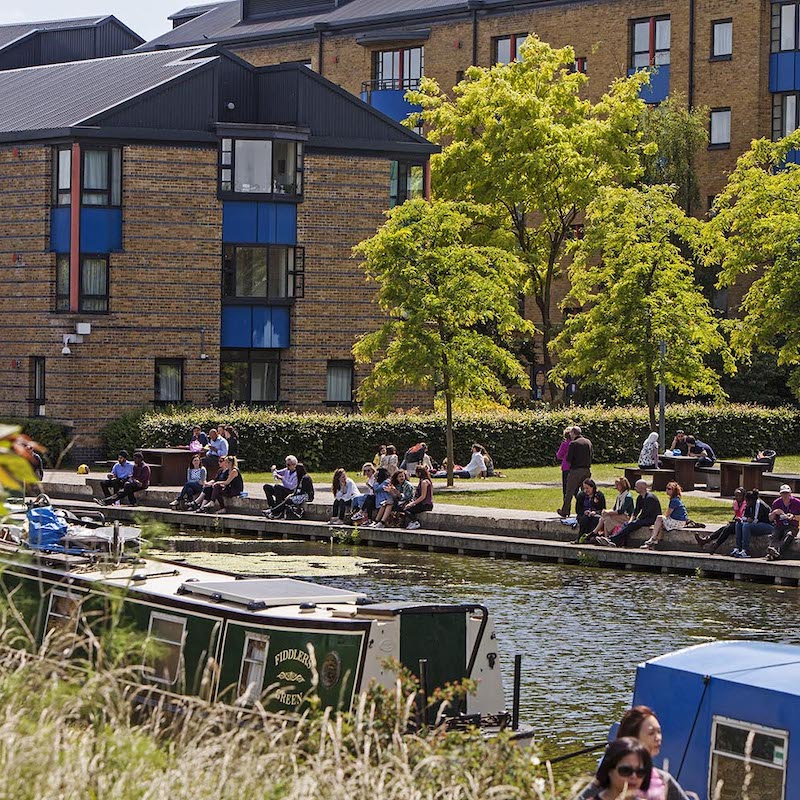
[
  {"x1": 144, "y1": 612, "x2": 186, "y2": 685},
  {"x1": 712, "y1": 19, "x2": 733, "y2": 58},
  {"x1": 237, "y1": 633, "x2": 269, "y2": 705},
  {"x1": 710, "y1": 108, "x2": 731, "y2": 146},
  {"x1": 631, "y1": 16, "x2": 671, "y2": 68},
  {"x1": 709, "y1": 716, "x2": 787, "y2": 800},
  {"x1": 493, "y1": 33, "x2": 528, "y2": 64}
]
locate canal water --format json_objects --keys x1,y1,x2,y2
[{"x1": 165, "y1": 537, "x2": 800, "y2": 764}]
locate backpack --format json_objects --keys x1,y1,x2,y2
[{"x1": 403, "y1": 443, "x2": 425, "y2": 463}]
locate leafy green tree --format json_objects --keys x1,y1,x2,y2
[
  {"x1": 352, "y1": 200, "x2": 535, "y2": 484},
  {"x1": 551, "y1": 185, "x2": 734, "y2": 429},
  {"x1": 407, "y1": 36, "x2": 652, "y2": 400},
  {"x1": 705, "y1": 131, "x2": 800, "y2": 398},
  {"x1": 639, "y1": 93, "x2": 709, "y2": 213}
]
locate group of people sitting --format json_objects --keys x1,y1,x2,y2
[
  {"x1": 372, "y1": 442, "x2": 500, "y2": 479},
  {"x1": 577, "y1": 705, "x2": 691, "y2": 799},
  {"x1": 97, "y1": 450, "x2": 152, "y2": 506},
  {"x1": 169, "y1": 452, "x2": 244, "y2": 513},
  {"x1": 181, "y1": 423, "x2": 239, "y2": 471},
  {"x1": 638, "y1": 429, "x2": 717, "y2": 469}
]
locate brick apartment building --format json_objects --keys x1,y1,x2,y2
[
  {"x1": 0, "y1": 44, "x2": 434, "y2": 457},
  {"x1": 141, "y1": 0, "x2": 798, "y2": 236}
]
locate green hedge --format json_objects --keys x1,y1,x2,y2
[
  {"x1": 2, "y1": 417, "x2": 71, "y2": 467},
  {"x1": 101, "y1": 404, "x2": 800, "y2": 472}
]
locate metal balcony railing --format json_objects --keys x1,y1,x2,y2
[{"x1": 361, "y1": 77, "x2": 422, "y2": 98}]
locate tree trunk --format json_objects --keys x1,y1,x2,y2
[
  {"x1": 445, "y1": 390, "x2": 454, "y2": 488},
  {"x1": 645, "y1": 367, "x2": 657, "y2": 431}
]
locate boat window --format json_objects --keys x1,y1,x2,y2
[
  {"x1": 237, "y1": 633, "x2": 269, "y2": 706},
  {"x1": 709, "y1": 716, "x2": 787, "y2": 800},
  {"x1": 45, "y1": 590, "x2": 81, "y2": 651},
  {"x1": 144, "y1": 612, "x2": 186, "y2": 685}
]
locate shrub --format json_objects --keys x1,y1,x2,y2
[
  {"x1": 1, "y1": 417, "x2": 71, "y2": 467},
  {"x1": 107, "y1": 403, "x2": 800, "y2": 472},
  {"x1": 101, "y1": 407, "x2": 151, "y2": 458}
]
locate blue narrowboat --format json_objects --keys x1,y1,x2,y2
[{"x1": 632, "y1": 640, "x2": 800, "y2": 800}]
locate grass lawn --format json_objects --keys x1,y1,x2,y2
[{"x1": 434, "y1": 487, "x2": 733, "y2": 523}]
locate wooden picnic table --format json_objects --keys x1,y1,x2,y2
[
  {"x1": 718, "y1": 459, "x2": 771, "y2": 496},
  {"x1": 139, "y1": 448, "x2": 195, "y2": 486},
  {"x1": 659, "y1": 453, "x2": 699, "y2": 491}
]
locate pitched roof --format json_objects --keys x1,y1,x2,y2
[
  {"x1": 139, "y1": 0, "x2": 481, "y2": 51},
  {"x1": 0, "y1": 46, "x2": 215, "y2": 133},
  {"x1": 168, "y1": 3, "x2": 224, "y2": 22},
  {"x1": 0, "y1": 15, "x2": 143, "y2": 52}
]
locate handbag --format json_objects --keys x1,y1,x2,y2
[{"x1": 289, "y1": 493, "x2": 308, "y2": 505}]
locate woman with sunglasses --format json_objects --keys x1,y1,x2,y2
[
  {"x1": 576, "y1": 737, "x2": 651, "y2": 799},
  {"x1": 617, "y1": 706, "x2": 690, "y2": 800}
]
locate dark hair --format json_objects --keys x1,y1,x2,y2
[
  {"x1": 618, "y1": 705, "x2": 657, "y2": 739},
  {"x1": 332, "y1": 467, "x2": 346, "y2": 494},
  {"x1": 386, "y1": 445, "x2": 396, "y2": 455},
  {"x1": 596, "y1": 738, "x2": 652, "y2": 790},
  {"x1": 745, "y1": 488, "x2": 760, "y2": 501},
  {"x1": 416, "y1": 465, "x2": 431, "y2": 480},
  {"x1": 734, "y1": 486, "x2": 745, "y2": 497},
  {"x1": 685, "y1": 435, "x2": 696, "y2": 445},
  {"x1": 392, "y1": 469, "x2": 408, "y2": 486},
  {"x1": 133, "y1": 451, "x2": 144, "y2": 460},
  {"x1": 118, "y1": 450, "x2": 128, "y2": 458},
  {"x1": 224, "y1": 425, "x2": 238, "y2": 437},
  {"x1": 295, "y1": 463, "x2": 307, "y2": 480},
  {"x1": 582, "y1": 478, "x2": 597, "y2": 493},
  {"x1": 374, "y1": 467, "x2": 389, "y2": 483}
]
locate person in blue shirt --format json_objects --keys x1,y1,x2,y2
[
  {"x1": 99, "y1": 451, "x2": 134, "y2": 500},
  {"x1": 642, "y1": 481, "x2": 688, "y2": 549},
  {"x1": 685, "y1": 435, "x2": 715, "y2": 467}
]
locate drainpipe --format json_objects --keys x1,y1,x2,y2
[
  {"x1": 69, "y1": 142, "x2": 81, "y2": 312},
  {"x1": 468, "y1": 0, "x2": 484, "y2": 66},
  {"x1": 688, "y1": 0, "x2": 696, "y2": 108},
  {"x1": 314, "y1": 22, "x2": 329, "y2": 77}
]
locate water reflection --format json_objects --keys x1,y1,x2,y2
[{"x1": 166, "y1": 538, "x2": 800, "y2": 762}]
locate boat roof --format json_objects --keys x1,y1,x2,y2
[{"x1": 643, "y1": 640, "x2": 800, "y2": 696}]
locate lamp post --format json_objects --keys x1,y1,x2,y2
[{"x1": 658, "y1": 339, "x2": 666, "y2": 451}]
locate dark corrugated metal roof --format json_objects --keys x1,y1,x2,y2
[
  {"x1": 0, "y1": 16, "x2": 107, "y2": 51},
  {"x1": 140, "y1": 0, "x2": 479, "y2": 50},
  {"x1": 0, "y1": 46, "x2": 215, "y2": 132},
  {"x1": 168, "y1": 3, "x2": 223, "y2": 21}
]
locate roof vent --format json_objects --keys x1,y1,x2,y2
[{"x1": 240, "y1": 0, "x2": 347, "y2": 23}]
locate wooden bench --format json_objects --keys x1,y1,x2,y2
[
  {"x1": 763, "y1": 473, "x2": 800, "y2": 493},
  {"x1": 622, "y1": 466, "x2": 676, "y2": 491},
  {"x1": 694, "y1": 465, "x2": 720, "y2": 490}
]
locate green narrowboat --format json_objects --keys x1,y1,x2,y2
[{"x1": 0, "y1": 503, "x2": 515, "y2": 733}]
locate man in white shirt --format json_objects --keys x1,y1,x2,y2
[
  {"x1": 452, "y1": 444, "x2": 487, "y2": 478},
  {"x1": 263, "y1": 455, "x2": 298, "y2": 508}
]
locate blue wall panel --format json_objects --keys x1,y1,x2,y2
[
  {"x1": 221, "y1": 306, "x2": 252, "y2": 348},
  {"x1": 628, "y1": 65, "x2": 670, "y2": 105},
  {"x1": 224, "y1": 201, "x2": 297, "y2": 244},
  {"x1": 50, "y1": 208, "x2": 70, "y2": 253},
  {"x1": 770, "y1": 52, "x2": 799, "y2": 92},
  {"x1": 80, "y1": 207, "x2": 122, "y2": 252},
  {"x1": 360, "y1": 89, "x2": 421, "y2": 125},
  {"x1": 222, "y1": 305, "x2": 290, "y2": 349}
]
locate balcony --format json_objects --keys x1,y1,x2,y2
[
  {"x1": 627, "y1": 64, "x2": 670, "y2": 105},
  {"x1": 361, "y1": 78, "x2": 422, "y2": 124}
]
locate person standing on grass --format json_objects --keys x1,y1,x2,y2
[
  {"x1": 558, "y1": 426, "x2": 593, "y2": 518},
  {"x1": 556, "y1": 427, "x2": 573, "y2": 497}
]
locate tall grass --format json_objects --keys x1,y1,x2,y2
[{"x1": 0, "y1": 620, "x2": 581, "y2": 800}]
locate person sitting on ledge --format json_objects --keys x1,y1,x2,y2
[
  {"x1": 350, "y1": 463, "x2": 377, "y2": 523},
  {"x1": 695, "y1": 487, "x2": 745, "y2": 555},
  {"x1": 596, "y1": 480, "x2": 661, "y2": 548},
  {"x1": 265, "y1": 464, "x2": 314, "y2": 520},
  {"x1": 402, "y1": 465, "x2": 434, "y2": 530},
  {"x1": 329, "y1": 468, "x2": 360, "y2": 525},
  {"x1": 170, "y1": 453, "x2": 207, "y2": 510},
  {"x1": 766, "y1": 484, "x2": 800, "y2": 561},
  {"x1": 98, "y1": 451, "x2": 150, "y2": 507},
  {"x1": 196, "y1": 455, "x2": 242, "y2": 514},
  {"x1": 575, "y1": 478, "x2": 606, "y2": 541},
  {"x1": 263, "y1": 455, "x2": 298, "y2": 509},
  {"x1": 641, "y1": 481, "x2": 688, "y2": 549},
  {"x1": 685, "y1": 435, "x2": 716, "y2": 467},
  {"x1": 584, "y1": 477, "x2": 634, "y2": 544},
  {"x1": 99, "y1": 451, "x2": 133, "y2": 500},
  {"x1": 732, "y1": 488, "x2": 772, "y2": 558}
]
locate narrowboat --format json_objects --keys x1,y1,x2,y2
[
  {"x1": 0, "y1": 500, "x2": 521, "y2": 737},
  {"x1": 630, "y1": 640, "x2": 800, "y2": 800}
]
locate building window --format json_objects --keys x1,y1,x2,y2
[
  {"x1": 712, "y1": 19, "x2": 733, "y2": 58},
  {"x1": 220, "y1": 138, "x2": 304, "y2": 196},
  {"x1": 773, "y1": 92, "x2": 800, "y2": 139},
  {"x1": 56, "y1": 254, "x2": 109, "y2": 313},
  {"x1": 326, "y1": 361, "x2": 354, "y2": 404},
  {"x1": 631, "y1": 16, "x2": 671, "y2": 68},
  {"x1": 773, "y1": 2, "x2": 799, "y2": 51},
  {"x1": 52, "y1": 147, "x2": 72, "y2": 205},
  {"x1": 144, "y1": 612, "x2": 186, "y2": 685},
  {"x1": 573, "y1": 57, "x2": 588, "y2": 74},
  {"x1": 155, "y1": 359, "x2": 183, "y2": 404},
  {"x1": 709, "y1": 717, "x2": 787, "y2": 800},
  {"x1": 390, "y1": 161, "x2": 425, "y2": 207},
  {"x1": 710, "y1": 108, "x2": 731, "y2": 147},
  {"x1": 31, "y1": 357, "x2": 45, "y2": 416},
  {"x1": 493, "y1": 33, "x2": 528, "y2": 65},
  {"x1": 223, "y1": 245, "x2": 305, "y2": 300},
  {"x1": 372, "y1": 46, "x2": 424, "y2": 90},
  {"x1": 237, "y1": 633, "x2": 269, "y2": 706},
  {"x1": 220, "y1": 349, "x2": 280, "y2": 404},
  {"x1": 82, "y1": 147, "x2": 121, "y2": 207}
]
